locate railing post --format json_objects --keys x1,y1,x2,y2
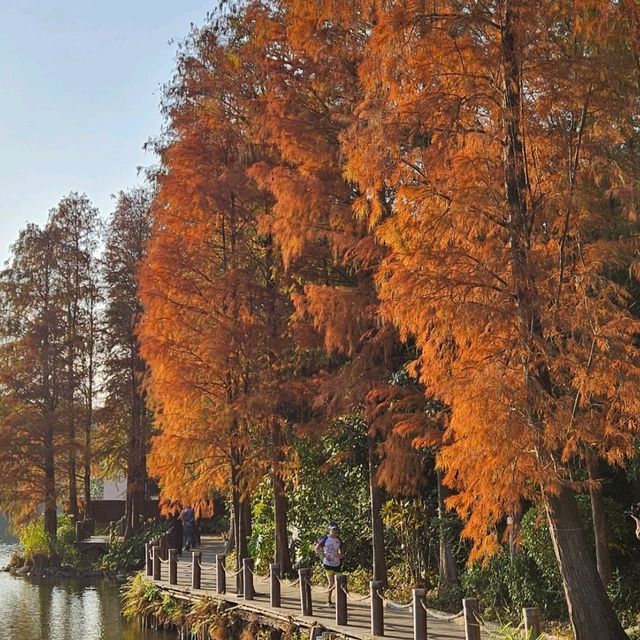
[
  {"x1": 169, "y1": 549, "x2": 178, "y2": 585},
  {"x1": 523, "y1": 607, "x2": 542, "y2": 639},
  {"x1": 160, "y1": 534, "x2": 168, "y2": 561},
  {"x1": 370, "y1": 580, "x2": 384, "y2": 636},
  {"x1": 413, "y1": 588, "x2": 427, "y2": 640},
  {"x1": 216, "y1": 554, "x2": 226, "y2": 594},
  {"x1": 270, "y1": 563, "x2": 281, "y2": 607},
  {"x1": 152, "y1": 545, "x2": 161, "y2": 581},
  {"x1": 463, "y1": 598, "x2": 481, "y2": 640},
  {"x1": 192, "y1": 551, "x2": 201, "y2": 589},
  {"x1": 236, "y1": 559, "x2": 244, "y2": 596},
  {"x1": 299, "y1": 568, "x2": 313, "y2": 616},
  {"x1": 145, "y1": 543, "x2": 153, "y2": 576},
  {"x1": 243, "y1": 558, "x2": 255, "y2": 600},
  {"x1": 336, "y1": 574, "x2": 348, "y2": 626},
  {"x1": 76, "y1": 521, "x2": 84, "y2": 543}
]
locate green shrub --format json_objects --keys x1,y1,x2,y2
[
  {"x1": 18, "y1": 514, "x2": 80, "y2": 566},
  {"x1": 98, "y1": 519, "x2": 169, "y2": 573},
  {"x1": 608, "y1": 566, "x2": 640, "y2": 627},
  {"x1": 461, "y1": 545, "x2": 564, "y2": 621},
  {"x1": 19, "y1": 519, "x2": 52, "y2": 560},
  {"x1": 345, "y1": 566, "x2": 372, "y2": 595},
  {"x1": 288, "y1": 416, "x2": 372, "y2": 571},
  {"x1": 382, "y1": 498, "x2": 430, "y2": 586},
  {"x1": 248, "y1": 481, "x2": 275, "y2": 573}
]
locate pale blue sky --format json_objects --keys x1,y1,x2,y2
[{"x1": 0, "y1": 0, "x2": 213, "y2": 262}]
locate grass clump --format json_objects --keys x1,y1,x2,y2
[{"x1": 13, "y1": 514, "x2": 80, "y2": 569}]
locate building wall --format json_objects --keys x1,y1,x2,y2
[{"x1": 88, "y1": 500, "x2": 160, "y2": 523}]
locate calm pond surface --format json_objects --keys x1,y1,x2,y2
[{"x1": 0, "y1": 537, "x2": 174, "y2": 640}]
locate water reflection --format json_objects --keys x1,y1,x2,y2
[{"x1": 0, "y1": 543, "x2": 172, "y2": 640}]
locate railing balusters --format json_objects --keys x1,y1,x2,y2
[
  {"x1": 216, "y1": 554, "x2": 226, "y2": 594},
  {"x1": 145, "y1": 542, "x2": 153, "y2": 576},
  {"x1": 270, "y1": 563, "x2": 281, "y2": 607},
  {"x1": 152, "y1": 545, "x2": 161, "y2": 581},
  {"x1": 370, "y1": 580, "x2": 384, "y2": 636},
  {"x1": 463, "y1": 597, "x2": 481, "y2": 640},
  {"x1": 169, "y1": 549, "x2": 178, "y2": 585},
  {"x1": 413, "y1": 588, "x2": 427, "y2": 640},
  {"x1": 335, "y1": 574, "x2": 347, "y2": 626},
  {"x1": 192, "y1": 551, "x2": 201, "y2": 589},
  {"x1": 299, "y1": 568, "x2": 313, "y2": 616},
  {"x1": 243, "y1": 558, "x2": 254, "y2": 600},
  {"x1": 523, "y1": 607, "x2": 542, "y2": 639}
]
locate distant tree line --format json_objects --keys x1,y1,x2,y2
[{"x1": 0, "y1": 189, "x2": 153, "y2": 541}]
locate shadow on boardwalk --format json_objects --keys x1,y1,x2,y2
[{"x1": 151, "y1": 535, "x2": 496, "y2": 640}]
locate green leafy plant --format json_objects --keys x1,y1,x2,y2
[
  {"x1": 98, "y1": 518, "x2": 169, "y2": 573},
  {"x1": 288, "y1": 416, "x2": 372, "y2": 571},
  {"x1": 17, "y1": 514, "x2": 80, "y2": 567},
  {"x1": 382, "y1": 498, "x2": 430, "y2": 586}
]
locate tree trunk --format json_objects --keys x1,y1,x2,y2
[
  {"x1": 67, "y1": 351, "x2": 78, "y2": 520},
  {"x1": 124, "y1": 350, "x2": 147, "y2": 539},
  {"x1": 586, "y1": 453, "x2": 612, "y2": 587},
  {"x1": 234, "y1": 476, "x2": 251, "y2": 595},
  {"x1": 545, "y1": 484, "x2": 626, "y2": 640},
  {"x1": 500, "y1": 6, "x2": 622, "y2": 633},
  {"x1": 368, "y1": 436, "x2": 388, "y2": 586},
  {"x1": 82, "y1": 393, "x2": 92, "y2": 518},
  {"x1": 83, "y1": 307, "x2": 96, "y2": 519},
  {"x1": 67, "y1": 417, "x2": 78, "y2": 521},
  {"x1": 43, "y1": 419, "x2": 57, "y2": 540},
  {"x1": 230, "y1": 447, "x2": 249, "y2": 568},
  {"x1": 83, "y1": 438, "x2": 91, "y2": 518},
  {"x1": 436, "y1": 470, "x2": 458, "y2": 594},
  {"x1": 272, "y1": 420, "x2": 293, "y2": 576},
  {"x1": 225, "y1": 515, "x2": 235, "y2": 554},
  {"x1": 231, "y1": 480, "x2": 240, "y2": 556}
]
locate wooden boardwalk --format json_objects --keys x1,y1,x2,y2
[{"x1": 151, "y1": 536, "x2": 496, "y2": 640}]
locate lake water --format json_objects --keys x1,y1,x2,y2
[{"x1": 0, "y1": 541, "x2": 173, "y2": 640}]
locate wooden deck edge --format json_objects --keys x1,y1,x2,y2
[{"x1": 154, "y1": 580, "x2": 382, "y2": 639}]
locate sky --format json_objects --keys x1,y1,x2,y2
[{"x1": 0, "y1": 0, "x2": 214, "y2": 263}]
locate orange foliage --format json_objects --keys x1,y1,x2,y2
[
  {"x1": 138, "y1": 22, "x2": 286, "y2": 512},
  {"x1": 328, "y1": 0, "x2": 640, "y2": 560},
  {"x1": 140, "y1": 1, "x2": 640, "y2": 578}
]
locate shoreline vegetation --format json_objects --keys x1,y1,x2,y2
[
  {"x1": 2, "y1": 515, "x2": 169, "y2": 581},
  {"x1": 122, "y1": 575, "x2": 309, "y2": 640}
]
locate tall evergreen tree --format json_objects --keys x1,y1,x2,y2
[
  {"x1": 102, "y1": 187, "x2": 152, "y2": 538},
  {"x1": 49, "y1": 193, "x2": 100, "y2": 520},
  {"x1": 0, "y1": 224, "x2": 65, "y2": 538}
]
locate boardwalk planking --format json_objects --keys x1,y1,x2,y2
[{"x1": 151, "y1": 536, "x2": 496, "y2": 640}]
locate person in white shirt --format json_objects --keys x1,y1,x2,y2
[{"x1": 315, "y1": 522, "x2": 343, "y2": 605}]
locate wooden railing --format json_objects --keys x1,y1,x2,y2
[
  {"x1": 145, "y1": 534, "x2": 544, "y2": 640},
  {"x1": 74, "y1": 518, "x2": 95, "y2": 542}
]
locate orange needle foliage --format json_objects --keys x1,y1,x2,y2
[
  {"x1": 138, "y1": 21, "x2": 294, "y2": 535},
  {"x1": 135, "y1": 1, "x2": 640, "y2": 633},
  {"x1": 247, "y1": 0, "x2": 400, "y2": 411},
  {"x1": 313, "y1": 1, "x2": 640, "y2": 636},
  {"x1": 335, "y1": 0, "x2": 640, "y2": 550}
]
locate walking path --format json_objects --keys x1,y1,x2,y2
[{"x1": 151, "y1": 536, "x2": 496, "y2": 639}]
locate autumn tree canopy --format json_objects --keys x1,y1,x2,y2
[
  {"x1": 3, "y1": 2, "x2": 640, "y2": 635},
  {"x1": 136, "y1": 2, "x2": 640, "y2": 636}
]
